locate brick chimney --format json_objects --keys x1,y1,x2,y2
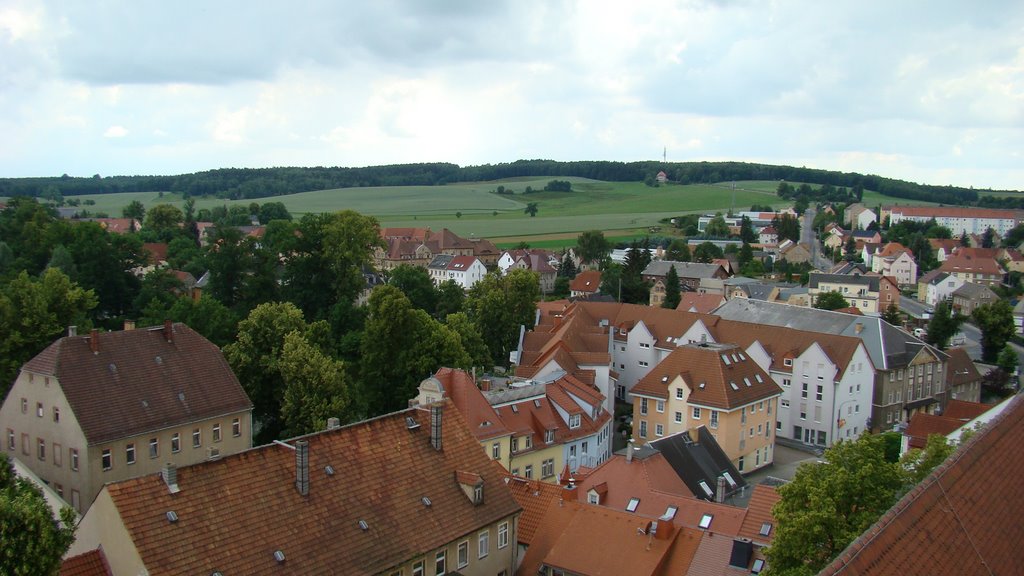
[
  {"x1": 163, "y1": 319, "x2": 173, "y2": 343},
  {"x1": 295, "y1": 440, "x2": 309, "y2": 496},
  {"x1": 716, "y1": 476, "x2": 727, "y2": 503},
  {"x1": 124, "y1": 319, "x2": 135, "y2": 331},
  {"x1": 89, "y1": 329, "x2": 99, "y2": 354},
  {"x1": 480, "y1": 378, "x2": 492, "y2": 392},
  {"x1": 68, "y1": 326, "x2": 77, "y2": 337},
  {"x1": 430, "y1": 405, "x2": 443, "y2": 451},
  {"x1": 626, "y1": 439, "x2": 635, "y2": 463}
]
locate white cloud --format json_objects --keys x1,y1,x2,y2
[{"x1": 103, "y1": 125, "x2": 127, "y2": 138}]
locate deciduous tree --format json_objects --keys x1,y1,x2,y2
[
  {"x1": 464, "y1": 269, "x2": 540, "y2": 366},
  {"x1": 925, "y1": 300, "x2": 965, "y2": 349},
  {"x1": 388, "y1": 264, "x2": 437, "y2": 313},
  {"x1": 665, "y1": 238, "x2": 691, "y2": 262},
  {"x1": 813, "y1": 291, "x2": 850, "y2": 311},
  {"x1": 0, "y1": 453, "x2": 76, "y2": 576},
  {"x1": 279, "y1": 331, "x2": 351, "y2": 437},
  {"x1": 973, "y1": 300, "x2": 1016, "y2": 362},
  {"x1": 576, "y1": 230, "x2": 610, "y2": 266}
]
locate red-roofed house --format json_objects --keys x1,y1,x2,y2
[
  {"x1": 60, "y1": 549, "x2": 112, "y2": 576},
  {"x1": 569, "y1": 270, "x2": 602, "y2": 298},
  {"x1": 939, "y1": 253, "x2": 1006, "y2": 287},
  {"x1": 676, "y1": 293, "x2": 727, "y2": 314},
  {"x1": 869, "y1": 242, "x2": 918, "y2": 286}
]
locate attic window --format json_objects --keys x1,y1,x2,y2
[
  {"x1": 738, "y1": 352, "x2": 747, "y2": 360},
  {"x1": 722, "y1": 472, "x2": 737, "y2": 487},
  {"x1": 154, "y1": 356, "x2": 162, "y2": 365},
  {"x1": 698, "y1": 481, "x2": 714, "y2": 498},
  {"x1": 784, "y1": 358, "x2": 793, "y2": 367},
  {"x1": 721, "y1": 355, "x2": 732, "y2": 365},
  {"x1": 661, "y1": 376, "x2": 669, "y2": 383},
  {"x1": 699, "y1": 514, "x2": 713, "y2": 530},
  {"x1": 759, "y1": 522, "x2": 772, "y2": 536},
  {"x1": 166, "y1": 511, "x2": 178, "y2": 523},
  {"x1": 108, "y1": 363, "x2": 117, "y2": 374},
  {"x1": 730, "y1": 381, "x2": 739, "y2": 391},
  {"x1": 731, "y1": 354, "x2": 739, "y2": 362},
  {"x1": 422, "y1": 496, "x2": 432, "y2": 507},
  {"x1": 699, "y1": 382, "x2": 706, "y2": 389},
  {"x1": 406, "y1": 416, "x2": 420, "y2": 430},
  {"x1": 752, "y1": 559, "x2": 765, "y2": 574},
  {"x1": 663, "y1": 505, "x2": 678, "y2": 520},
  {"x1": 626, "y1": 498, "x2": 640, "y2": 512}
]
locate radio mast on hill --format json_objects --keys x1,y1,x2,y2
[{"x1": 663, "y1": 147, "x2": 667, "y2": 163}]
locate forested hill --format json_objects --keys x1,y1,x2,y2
[{"x1": 1, "y1": 159, "x2": 1012, "y2": 206}]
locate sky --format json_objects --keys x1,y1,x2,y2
[{"x1": 1, "y1": 0, "x2": 1022, "y2": 190}]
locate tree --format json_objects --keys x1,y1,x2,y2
[
  {"x1": 1004, "y1": 224, "x2": 1024, "y2": 247},
  {"x1": 739, "y1": 216, "x2": 757, "y2": 243},
  {"x1": 445, "y1": 312, "x2": 493, "y2": 373},
  {"x1": 143, "y1": 204, "x2": 185, "y2": 239},
  {"x1": 464, "y1": 269, "x2": 540, "y2": 367},
  {"x1": 981, "y1": 227, "x2": 996, "y2": 249},
  {"x1": 900, "y1": 433, "x2": 956, "y2": 485},
  {"x1": 765, "y1": 434, "x2": 906, "y2": 575},
  {"x1": 665, "y1": 238, "x2": 691, "y2": 262},
  {"x1": 434, "y1": 280, "x2": 465, "y2": 320},
  {"x1": 844, "y1": 236, "x2": 857, "y2": 260},
  {"x1": 738, "y1": 242, "x2": 753, "y2": 267},
  {"x1": 881, "y1": 303, "x2": 902, "y2": 326},
  {"x1": 925, "y1": 300, "x2": 965, "y2": 349},
  {"x1": 524, "y1": 202, "x2": 539, "y2": 217},
  {"x1": 552, "y1": 275, "x2": 570, "y2": 299},
  {"x1": 557, "y1": 253, "x2": 578, "y2": 278},
  {"x1": 46, "y1": 245, "x2": 77, "y2": 278},
  {"x1": 0, "y1": 453, "x2": 76, "y2": 576},
  {"x1": 258, "y1": 201, "x2": 292, "y2": 223},
  {"x1": 662, "y1": 265, "x2": 681, "y2": 310},
  {"x1": 122, "y1": 200, "x2": 145, "y2": 221},
  {"x1": 814, "y1": 291, "x2": 850, "y2": 311},
  {"x1": 576, "y1": 230, "x2": 610, "y2": 265},
  {"x1": 997, "y1": 344, "x2": 1019, "y2": 376},
  {"x1": 704, "y1": 214, "x2": 730, "y2": 237},
  {"x1": 140, "y1": 294, "x2": 239, "y2": 348},
  {"x1": 973, "y1": 300, "x2": 1016, "y2": 362},
  {"x1": 774, "y1": 214, "x2": 801, "y2": 243},
  {"x1": 388, "y1": 264, "x2": 437, "y2": 314},
  {"x1": 693, "y1": 242, "x2": 724, "y2": 263},
  {"x1": 279, "y1": 331, "x2": 351, "y2": 437}
]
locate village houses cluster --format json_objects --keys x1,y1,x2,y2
[{"x1": 3, "y1": 203, "x2": 1023, "y2": 575}]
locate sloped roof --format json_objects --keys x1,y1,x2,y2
[
  {"x1": 103, "y1": 400, "x2": 521, "y2": 575},
  {"x1": 940, "y1": 254, "x2": 1005, "y2": 276},
  {"x1": 569, "y1": 270, "x2": 602, "y2": 293},
  {"x1": 643, "y1": 260, "x2": 726, "y2": 280},
  {"x1": 427, "y1": 253, "x2": 454, "y2": 269},
  {"x1": 942, "y1": 399, "x2": 991, "y2": 421},
  {"x1": 651, "y1": 427, "x2": 747, "y2": 501},
  {"x1": 432, "y1": 367, "x2": 510, "y2": 441},
  {"x1": 945, "y1": 349, "x2": 982, "y2": 389},
  {"x1": 633, "y1": 343, "x2": 782, "y2": 410},
  {"x1": 505, "y1": 476, "x2": 565, "y2": 545},
  {"x1": 736, "y1": 484, "x2": 782, "y2": 545},
  {"x1": 809, "y1": 273, "x2": 881, "y2": 292},
  {"x1": 141, "y1": 242, "x2": 169, "y2": 265},
  {"x1": 575, "y1": 450, "x2": 694, "y2": 506},
  {"x1": 820, "y1": 394, "x2": 1024, "y2": 576},
  {"x1": 22, "y1": 323, "x2": 252, "y2": 445},
  {"x1": 952, "y1": 282, "x2": 998, "y2": 300},
  {"x1": 916, "y1": 269, "x2": 946, "y2": 286},
  {"x1": 677, "y1": 293, "x2": 727, "y2": 314},
  {"x1": 904, "y1": 413, "x2": 966, "y2": 450},
  {"x1": 60, "y1": 549, "x2": 112, "y2": 576}
]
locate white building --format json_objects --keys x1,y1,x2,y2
[
  {"x1": 884, "y1": 206, "x2": 1024, "y2": 237},
  {"x1": 426, "y1": 254, "x2": 487, "y2": 290}
]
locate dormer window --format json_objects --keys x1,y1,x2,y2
[
  {"x1": 784, "y1": 358, "x2": 793, "y2": 367},
  {"x1": 569, "y1": 414, "x2": 581, "y2": 429},
  {"x1": 545, "y1": 429, "x2": 555, "y2": 443},
  {"x1": 473, "y1": 484, "x2": 484, "y2": 504}
]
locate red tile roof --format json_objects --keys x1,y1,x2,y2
[
  {"x1": 945, "y1": 348, "x2": 983, "y2": 389},
  {"x1": 432, "y1": 367, "x2": 510, "y2": 441},
  {"x1": 60, "y1": 549, "x2": 112, "y2": 576},
  {"x1": 103, "y1": 400, "x2": 521, "y2": 575},
  {"x1": 942, "y1": 399, "x2": 990, "y2": 421},
  {"x1": 22, "y1": 323, "x2": 252, "y2": 445},
  {"x1": 940, "y1": 254, "x2": 1005, "y2": 276},
  {"x1": 677, "y1": 293, "x2": 727, "y2": 314},
  {"x1": 569, "y1": 270, "x2": 602, "y2": 293},
  {"x1": 821, "y1": 395, "x2": 1024, "y2": 575},
  {"x1": 904, "y1": 413, "x2": 963, "y2": 449},
  {"x1": 506, "y1": 476, "x2": 566, "y2": 544},
  {"x1": 141, "y1": 242, "x2": 169, "y2": 264},
  {"x1": 737, "y1": 484, "x2": 782, "y2": 545}
]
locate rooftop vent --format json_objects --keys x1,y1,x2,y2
[
  {"x1": 421, "y1": 496, "x2": 432, "y2": 507},
  {"x1": 326, "y1": 417, "x2": 341, "y2": 430},
  {"x1": 325, "y1": 465, "x2": 335, "y2": 476},
  {"x1": 661, "y1": 375, "x2": 669, "y2": 383},
  {"x1": 358, "y1": 520, "x2": 369, "y2": 531},
  {"x1": 273, "y1": 550, "x2": 286, "y2": 563},
  {"x1": 166, "y1": 510, "x2": 178, "y2": 523},
  {"x1": 154, "y1": 356, "x2": 162, "y2": 365}
]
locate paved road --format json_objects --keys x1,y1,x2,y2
[
  {"x1": 802, "y1": 208, "x2": 834, "y2": 271},
  {"x1": 900, "y1": 295, "x2": 1024, "y2": 367}
]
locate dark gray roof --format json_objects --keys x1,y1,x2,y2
[
  {"x1": 829, "y1": 262, "x2": 870, "y2": 275},
  {"x1": 952, "y1": 282, "x2": 997, "y2": 300},
  {"x1": 427, "y1": 253, "x2": 454, "y2": 269},
  {"x1": 808, "y1": 273, "x2": 881, "y2": 291},
  {"x1": 642, "y1": 260, "x2": 724, "y2": 280},
  {"x1": 651, "y1": 426, "x2": 746, "y2": 501}
]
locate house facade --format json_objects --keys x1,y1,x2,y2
[
  {"x1": 939, "y1": 254, "x2": 1006, "y2": 287},
  {"x1": 951, "y1": 282, "x2": 999, "y2": 316},
  {"x1": 641, "y1": 261, "x2": 729, "y2": 292},
  {"x1": 916, "y1": 270, "x2": 964, "y2": 307},
  {"x1": 0, "y1": 323, "x2": 252, "y2": 513},
  {"x1": 870, "y1": 243, "x2": 918, "y2": 286},
  {"x1": 883, "y1": 205, "x2": 1024, "y2": 237},
  {"x1": 808, "y1": 272, "x2": 899, "y2": 315},
  {"x1": 427, "y1": 254, "x2": 488, "y2": 289}
]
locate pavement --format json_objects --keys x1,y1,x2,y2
[{"x1": 743, "y1": 442, "x2": 821, "y2": 486}]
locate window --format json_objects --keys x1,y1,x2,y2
[
  {"x1": 626, "y1": 497, "x2": 640, "y2": 512},
  {"x1": 511, "y1": 468, "x2": 519, "y2": 476},
  {"x1": 435, "y1": 550, "x2": 446, "y2": 576},
  {"x1": 20, "y1": 398, "x2": 27, "y2": 414},
  {"x1": 782, "y1": 378, "x2": 791, "y2": 387},
  {"x1": 781, "y1": 399, "x2": 790, "y2": 408},
  {"x1": 709, "y1": 411, "x2": 719, "y2": 429},
  {"x1": 525, "y1": 435, "x2": 532, "y2": 449},
  {"x1": 692, "y1": 406, "x2": 701, "y2": 419},
  {"x1": 569, "y1": 414, "x2": 581, "y2": 429},
  {"x1": 656, "y1": 400, "x2": 665, "y2": 413},
  {"x1": 149, "y1": 438, "x2": 159, "y2": 459},
  {"x1": 544, "y1": 429, "x2": 555, "y2": 443},
  {"x1": 588, "y1": 492, "x2": 599, "y2": 505},
  {"x1": 5, "y1": 429, "x2": 12, "y2": 451},
  {"x1": 511, "y1": 437, "x2": 519, "y2": 453},
  {"x1": 542, "y1": 458, "x2": 554, "y2": 478},
  {"x1": 676, "y1": 388, "x2": 684, "y2": 400},
  {"x1": 640, "y1": 398, "x2": 648, "y2": 415},
  {"x1": 457, "y1": 541, "x2": 469, "y2": 568},
  {"x1": 474, "y1": 483, "x2": 483, "y2": 504},
  {"x1": 37, "y1": 438, "x2": 45, "y2": 461},
  {"x1": 126, "y1": 443, "x2": 136, "y2": 465},
  {"x1": 172, "y1": 433, "x2": 181, "y2": 453},
  {"x1": 816, "y1": 385, "x2": 823, "y2": 402},
  {"x1": 801, "y1": 383, "x2": 808, "y2": 399},
  {"x1": 492, "y1": 442, "x2": 501, "y2": 459},
  {"x1": 800, "y1": 409, "x2": 807, "y2": 420},
  {"x1": 638, "y1": 360, "x2": 648, "y2": 367},
  {"x1": 478, "y1": 530, "x2": 489, "y2": 558},
  {"x1": 102, "y1": 449, "x2": 112, "y2": 471},
  {"x1": 784, "y1": 358, "x2": 793, "y2": 367},
  {"x1": 21, "y1": 433, "x2": 29, "y2": 456},
  {"x1": 192, "y1": 428, "x2": 201, "y2": 448},
  {"x1": 498, "y1": 521, "x2": 509, "y2": 548},
  {"x1": 53, "y1": 407, "x2": 60, "y2": 423},
  {"x1": 639, "y1": 420, "x2": 648, "y2": 438},
  {"x1": 674, "y1": 411, "x2": 683, "y2": 424},
  {"x1": 53, "y1": 443, "x2": 61, "y2": 466},
  {"x1": 738, "y1": 456, "x2": 745, "y2": 472},
  {"x1": 213, "y1": 423, "x2": 222, "y2": 443},
  {"x1": 524, "y1": 465, "x2": 533, "y2": 479},
  {"x1": 70, "y1": 448, "x2": 79, "y2": 471},
  {"x1": 412, "y1": 561, "x2": 424, "y2": 576},
  {"x1": 698, "y1": 513, "x2": 713, "y2": 529},
  {"x1": 36, "y1": 402, "x2": 43, "y2": 418},
  {"x1": 655, "y1": 423, "x2": 664, "y2": 437},
  {"x1": 54, "y1": 483, "x2": 63, "y2": 498}
]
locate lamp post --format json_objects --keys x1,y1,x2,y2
[{"x1": 834, "y1": 398, "x2": 859, "y2": 443}]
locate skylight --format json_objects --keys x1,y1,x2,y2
[
  {"x1": 698, "y1": 481, "x2": 714, "y2": 498},
  {"x1": 722, "y1": 472, "x2": 736, "y2": 487},
  {"x1": 755, "y1": 374, "x2": 764, "y2": 383},
  {"x1": 699, "y1": 382, "x2": 706, "y2": 389},
  {"x1": 730, "y1": 381, "x2": 739, "y2": 390},
  {"x1": 663, "y1": 505, "x2": 678, "y2": 520},
  {"x1": 534, "y1": 399, "x2": 541, "y2": 408},
  {"x1": 699, "y1": 514, "x2": 713, "y2": 529},
  {"x1": 511, "y1": 405, "x2": 518, "y2": 413},
  {"x1": 738, "y1": 352, "x2": 747, "y2": 360},
  {"x1": 626, "y1": 498, "x2": 640, "y2": 512},
  {"x1": 744, "y1": 377, "x2": 752, "y2": 387},
  {"x1": 721, "y1": 354, "x2": 731, "y2": 365},
  {"x1": 759, "y1": 522, "x2": 772, "y2": 536},
  {"x1": 752, "y1": 559, "x2": 765, "y2": 574}
]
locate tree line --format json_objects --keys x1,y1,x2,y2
[{"x1": 2, "y1": 160, "x2": 1009, "y2": 205}]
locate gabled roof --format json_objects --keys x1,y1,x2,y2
[
  {"x1": 141, "y1": 242, "x2": 169, "y2": 265},
  {"x1": 505, "y1": 477, "x2": 565, "y2": 545},
  {"x1": 945, "y1": 349, "x2": 982, "y2": 389},
  {"x1": 877, "y1": 242, "x2": 911, "y2": 258},
  {"x1": 643, "y1": 260, "x2": 726, "y2": 280},
  {"x1": 737, "y1": 484, "x2": 782, "y2": 545},
  {"x1": 916, "y1": 269, "x2": 946, "y2": 286},
  {"x1": 432, "y1": 368, "x2": 510, "y2": 441},
  {"x1": 940, "y1": 254, "x2": 1005, "y2": 276},
  {"x1": 676, "y1": 293, "x2": 727, "y2": 314},
  {"x1": 633, "y1": 342, "x2": 782, "y2": 409},
  {"x1": 809, "y1": 273, "x2": 881, "y2": 292},
  {"x1": 952, "y1": 282, "x2": 998, "y2": 300},
  {"x1": 101, "y1": 400, "x2": 521, "y2": 575},
  {"x1": 60, "y1": 549, "x2": 112, "y2": 576},
  {"x1": 427, "y1": 253, "x2": 455, "y2": 269},
  {"x1": 820, "y1": 395, "x2": 1024, "y2": 575},
  {"x1": 569, "y1": 270, "x2": 602, "y2": 293},
  {"x1": 22, "y1": 323, "x2": 252, "y2": 445},
  {"x1": 942, "y1": 399, "x2": 991, "y2": 421},
  {"x1": 575, "y1": 450, "x2": 694, "y2": 507},
  {"x1": 651, "y1": 427, "x2": 747, "y2": 501}
]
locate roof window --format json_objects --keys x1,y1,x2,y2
[
  {"x1": 722, "y1": 472, "x2": 736, "y2": 487},
  {"x1": 752, "y1": 559, "x2": 765, "y2": 574},
  {"x1": 759, "y1": 522, "x2": 772, "y2": 536},
  {"x1": 662, "y1": 505, "x2": 678, "y2": 520},
  {"x1": 626, "y1": 498, "x2": 640, "y2": 512},
  {"x1": 325, "y1": 465, "x2": 335, "y2": 476},
  {"x1": 422, "y1": 496, "x2": 432, "y2": 507},
  {"x1": 755, "y1": 374, "x2": 764, "y2": 383},
  {"x1": 166, "y1": 511, "x2": 178, "y2": 523},
  {"x1": 698, "y1": 481, "x2": 714, "y2": 498},
  {"x1": 699, "y1": 382, "x2": 706, "y2": 389},
  {"x1": 511, "y1": 405, "x2": 518, "y2": 413},
  {"x1": 358, "y1": 520, "x2": 369, "y2": 531},
  {"x1": 273, "y1": 550, "x2": 286, "y2": 563},
  {"x1": 730, "y1": 381, "x2": 739, "y2": 391},
  {"x1": 744, "y1": 377, "x2": 752, "y2": 387},
  {"x1": 534, "y1": 399, "x2": 541, "y2": 408},
  {"x1": 699, "y1": 513, "x2": 713, "y2": 529},
  {"x1": 721, "y1": 355, "x2": 732, "y2": 365}
]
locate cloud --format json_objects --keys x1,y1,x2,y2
[{"x1": 103, "y1": 125, "x2": 128, "y2": 138}]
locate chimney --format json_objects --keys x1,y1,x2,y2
[
  {"x1": 561, "y1": 476, "x2": 577, "y2": 502},
  {"x1": 162, "y1": 463, "x2": 180, "y2": 494},
  {"x1": 163, "y1": 319, "x2": 174, "y2": 343},
  {"x1": 716, "y1": 476, "x2": 726, "y2": 503},
  {"x1": 326, "y1": 417, "x2": 340, "y2": 430},
  {"x1": 480, "y1": 378, "x2": 492, "y2": 392},
  {"x1": 854, "y1": 322, "x2": 864, "y2": 334},
  {"x1": 89, "y1": 329, "x2": 99, "y2": 354},
  {"x1": 68, "y1": 326, "x2": 77, "y2": 337},
  {"x1": 430, "y1": 405, "x2": 443, "y2": 451},
  {"x1": 295, "y1": 440, "x2": 309, "y2": 496},
  {"x1": 124, "y1": 319, "x2": 135, "y2": 331},
  {"x1": 626, "y1": 439, "x2": 635, "y2": 463}
]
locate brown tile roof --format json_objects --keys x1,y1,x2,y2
[
  {"x1": 904, "y1": 413, "x2": 963, "y2": 450},
  {"x1": 141, "y1": 242, "x2": 169, "y2": 264},
  {"x1": 633, "y1": 343, "x2": 782, "y2": 410},
  {"x1": 489, "y1": 375, "x2": 610, "y2": 447},
  {"x1": 942, "y1": 399, "x2": 990, "y2": 421},
  {"x1": 569, "y1": 270, "x2": 602, "y2": 293},
  {"x1": 736, "y1": 484, "x2": 782, "y2": 545},
  {"x1": 22, "y1": 323, "x2": 252, "y2": 445},
  {"x1": 103, "y1": 400, "x2": 520, "y2": 575},
  {"x1": 505, "y1": 476, "x2": 566, "y2": 545},
  {"x1": 676, "y1": 293, "x2": 727, "y2": 314},
  {"x1": 576, "y1": 452, "x2": 693, "y2": 505},
  {"x1": 928, "y1": 238, "x2": 960, "y2": 253},
  {"x1": 940, "y1": 254, "x2": 1005, "y2": 276},
  {"x1": 820, "y1": 394, "x2": 1024, "y2": 576},
  {"x1": 60, "y1": 549, "x2": 112, "y2": 576},
  {"x1": 877, "y1": 242, "x2": 910, "y2": 258},
  {"x1": 433, "y1": 367, "x2": 510, "y2": 441}
]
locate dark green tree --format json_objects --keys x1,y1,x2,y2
[
  {"x1": 258, "y1": 201, "x2": 292, "y2": 223},
  {"x1": 739, "y1": 216, "x2": 757, "y2": 243},
  {"x1": 46, "y1": 245, "x2": 77, "y2": 278},
  {"x1": 122, "y1": 199, "x2": 145, "y2": 221},
  {"x1": 445, "y1": 311, "x2": 494, "y2": 374},
  {"x1": 738, "y1": 242, "x2": 754, "y2": 267},
  {"x1": 814, "y1": 291, "x2": 850, "y2": 311},
  {"x1": 981, "y1": 227, "x2": 996, "y2": 248},
  {"x1": 665, "y1": 238, "x2": 691, "y2": 262},
  {"x1": 0, "y1": 453, "x2": 76, "y2": 576},
  {"x1": 434, "y1": 280, "x2": 465, "y2": 320},
  {"x1": 997, "y1": 345, "x2": 1019, "y2": 375},
  {"x1": 662, "y1": 265, "x2": 681, "y2": 310},
  {"x1": 693, "y1": 242, "x2": 724, "y2": 263},
  {"x1": 973, "y1": 300, "x2": 1016, "y2": 362},
  {"x1": 464, "y1": 269, "x2": 540, "y2": 366},
  {"x1": 704, "y1": 214, "x2": 730, "y2": 237},
  {"x1": 388, "y1": 264, "x2": 437, "y2": 313},
  {"x1": 279, "y1": 331, "x2": 352, "y2": 436},
  {"x1": 143, "y1": 204, "x2": 185, "y2": 240},
  {"x1": 925, "y1": 300, "x2": 965, "y2": 349},
  {"x1": 881, "y1": 303, "x2": 902, "y2": 326},
  {"x1": 774, "y1": 214, "x2": 801, "y2": 243},
  {"x1": 524, "y1": 202, "x2": 539, "y2": 217},
  {"x1": 558, "y1": 253, "x2": 578, "y2": 278},
  {"x1": 576, "y1": 230, "x2": 610, "y2": 266}
]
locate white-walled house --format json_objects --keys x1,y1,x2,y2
[{"x1": 427, "y1": 254, "x2": 487, "y2": 290}]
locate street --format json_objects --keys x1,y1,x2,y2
[{"x1": 802, "y1": 208, "x2": 834, "y2": 271}]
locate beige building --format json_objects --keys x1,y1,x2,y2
[
  {"x1": 808, "y1": 272, "x2": 899, "y2": 314},
  {"x1": 630, "y1": 342, "x2": 782, "y2": 474},
  {"x1": 69, "y1": 401, "x2": 522, "y2": 576},
  {"x1": 0, "y1": 322, "x2": 253, "y2": 513}
]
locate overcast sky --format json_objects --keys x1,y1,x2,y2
[{"x1": 1, "y1": 1, "x2": 1022, "y2": 190}]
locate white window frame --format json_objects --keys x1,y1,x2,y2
[
  {"x1": 498, "y1": 521, "x2": 509, "y2": 549},
  {"x1": 457, "y1": 541, "x2": 468, "y2": 569},
  {"x1": 478, "y1": 530, "x2": 490, "y2": 559}
]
